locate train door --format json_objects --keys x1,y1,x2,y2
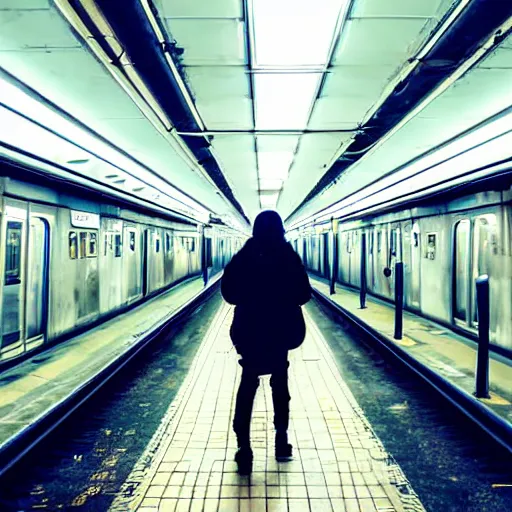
[
  {"x1": 454, "y1": 219, "x2": 471, "y2": 325},
  {"x1": 123, "y1": 225, "x2": 142, "y2": 304},
  {"x1": 470, "y1": 215, "x2": 498, "y2": 328},
  {"x1": 403, "y1": 222, "x2": 421, "y2": 310},
  {"x1": 142, "y1": 228, "x2": 149, "y2": 296},
  {"x1": 25, "y1": 217, "x2": 49, "y2": 348},
  {"x1": 453, "y1": 215, "x2": 497, "y2": 330},
  {"x1": 1, "y1": 215, "x2": 25, "y2": 357},
  {"x1": 409, "y1": 223, "x2": 421, "y2": 309},
  {"x1": 368, "y1": 230, "x2": 375, "y2": 291}
]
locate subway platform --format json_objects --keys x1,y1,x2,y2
[
  {"x1": 309, "y1": 276, "x2": 512, "y2": 427},
  {"x1": 108, "y1": 302, "x2": 425, "y2": 512},
  {"x1": 0, "y1": 275, "x2": 214, "y2": 473}
]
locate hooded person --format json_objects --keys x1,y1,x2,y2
[{"x1": 221, "y1": 210, "x2": 311, "y2": 474}]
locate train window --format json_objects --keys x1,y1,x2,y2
[
  {"x1": 454, "y1": 221, "x2": 470, "y2": 322},
  {"x1": 129, "y1": 231, "x2": 136, "y2": 251},
  {"x1": 206, "y1": 238, "x2": 213, "y2": 268},
  {"x1": 346, "y1": 234, "x2": 351, "y2": 253},
  {"x1": 165, "y1": 233, "x2": 171, "y2": 253},
  {"x1": 377, "y1": 231, "x2": 382, "y2": 253},
  {"x1": 88, "y1": 232, "x2": 98, "y2": 257},
  {"x1": 426, "y1": 233, "x2": 437, "y2": 260},
  {"x1": 475, "y1": 215, "x2": 497, "y2": 276},
  {"x1": 69, "y1": 231, "x2": 78, "y2": 259},
  {"x1": 79, "y1": 232, "x2": 87, "y2": 258},
  {"x1": 155, "y1": 236, "x2": 161, "y2": 253},
  {"x1": 390, "y1": 230, "x2": 397, "y2": 256},
  {"x1": 5, "y1": 222, "x2": 22, "y2": 283},
  {"x1": 413, "y1": 232, "x2": 419, "y2": 247},
  {"x1": 190, "y1": 238, "x2": 196, "y2": 252},
  {"x1": 114, "y1": 233, "x2": 122, "y2": 257}
]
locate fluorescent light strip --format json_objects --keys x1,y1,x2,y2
[
  {"x1": 289, "y1": 113, "x2": 512, "y2": 228},
  {"x1": 0, "y1": 76, "x2": 211, "y2": 221}
]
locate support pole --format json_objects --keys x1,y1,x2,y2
[
  {"x1": 394, "y1": 262, "x2": 404, "y2": 340},
  {"x1": 475, "y1": 275, "x2": 490, "y2": 399},
  {"x1": 201, "y1": 227, "x2": 208, "y2": 287},
  {"x1": 330, "y1": 217, "x2": 338, "y2": 295},
  {"x1": 360, "y1": 232, "x2": 367, "y2": 309}
]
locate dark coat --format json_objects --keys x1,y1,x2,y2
[{"x1": 221, "y1": 237, "x2": 311, "y2": 373}]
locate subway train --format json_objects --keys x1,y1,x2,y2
[
  {"x1": 0, "y1": 174, "x2": 243, "y2": 365},
  {"x1": 293, "y1": 179, "x2": 512, "y2": 356}
]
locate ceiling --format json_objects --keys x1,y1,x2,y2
[
  {"x1": 0, "y1": 0, "x2": 510, "y2": 229},
  {"x1": 157, "y1": 0, "x2": 459, "y2": 221}
]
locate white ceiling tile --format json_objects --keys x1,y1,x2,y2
[
  {"x1": 210, "y1": 135, "x2": 260, "y2": 216},
  {"x1": 333, "y1": 18, "x2": 429, "y2": 66},
  {"x1": 321, "y1": 65, "x2": 396, "y2": 99},
  {"x1": 0, "y1": 9, "x2": 79, "y2": 50},
  {"x1": 477, "y1": 46, "x2": 512, "y2": 69},
  {"x1": 184, "y1": 66, "x2": 250, "y2": 101},
  {"x1": 298, "y1": 133, "x2": 350, "y2": 155},
  {"x1": 309, "y1": 96, "x2": 372, "y2": 127},
  {"x1": 166, "y1": 19, "x2": 246, "y2": 65},
  {"x1": 256, "y1": 135, "x2": 300, "y2": 153},
  {"x1": 0, "y1": 1, "x2": 50, "y2": 9},
  {"x1": 196, "y1": 97, "x2": 253, "y2": 130},
  {"x1": 351, "y1": 0, "x2": 447, "y2": 18},
  {"x1": 156, "y1": 0, "x2": 242, "y2": 18}
]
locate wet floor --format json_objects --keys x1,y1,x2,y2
[{"x1": 0, "y1": 293, "x2": 511, "y2": 511}]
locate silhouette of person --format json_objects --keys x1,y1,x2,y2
[{"x1": 221, "y1": 210, "x2": 311, "y2": 474}]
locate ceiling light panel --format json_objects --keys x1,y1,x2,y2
[
  {"x1": 257, "y1": 150, "x2": 295, "y2": 180},
  {"x1": 260, "y1": 191, "x2": 280, "y2": 209},
  {"x1": 251, "y1": 0, "x2": 347, "y2": 67},
  {"x1": 254, "y1": 73, "x2": 321, "y2": 130},
  {"x1": 259, "y1": 179, "x2": 284, "y2": 190}
]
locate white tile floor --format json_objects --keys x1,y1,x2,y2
[{"x1": 110, "y1": 303, "x2": 425, "y2": 512}]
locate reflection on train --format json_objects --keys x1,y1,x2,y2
[
  {"x1": 0, "y1": 176, "x2": 243, "y2": 364},
  {"x1": 293, "y1": 183, "x2": 512, "y2": 355}
]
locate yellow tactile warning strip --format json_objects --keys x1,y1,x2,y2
[{"x1": 110, "y1": 303, "x2": 425, "y2": 512}]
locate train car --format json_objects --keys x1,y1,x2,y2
[
  {"x1": 299, "y1": 182, "x2": 512, "y2": 356},
  {"x1": 0, "y1": 175, "x2": 242, "y2": 365}
]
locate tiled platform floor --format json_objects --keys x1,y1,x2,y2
[
  {"x1": 310, "y1": 276, "x2": 512, "y2": 424},
  {"x1": 110, "y1": 303, "x2": 425, "y2": 512}
]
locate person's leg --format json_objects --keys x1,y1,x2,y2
[
  {"x1": 270, "y1": 362, "x2": 292, "y2": 458},
  {"x1": 233, "y1": 367, "x2": 259, "y2": 474},
  {"x1": 233, "y1": 368, "x2": 260, "y2": 446}
]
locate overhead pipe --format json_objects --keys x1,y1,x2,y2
[
  {"x1": 60, "y1": 0, "x2": 249, "y2": 225},
  {"x1": 290, "y1": 0, "x2": 512, "y2": 221}
]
